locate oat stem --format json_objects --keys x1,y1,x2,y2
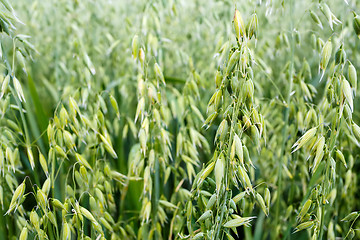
[
  {"x1": 274, "y1": 0, "x2": 295, "y2": 238},
  {"x1": 319, "y1": 117, "x2": 342, "y2": 239}
]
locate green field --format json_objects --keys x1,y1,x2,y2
[{"x1": 1, "y1": 0, "x2": 360, "y2": 239}]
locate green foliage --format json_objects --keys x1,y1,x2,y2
[{"x1": 1, "y1": 0, "x2": 360, "y2": 239}]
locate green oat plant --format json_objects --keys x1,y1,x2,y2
[
  {"x1": 1, "y1": 0, "x2": 360, "y2": 239},
  {"x1": 182, "y1": 8, "x2": 269, "y2": 240}
]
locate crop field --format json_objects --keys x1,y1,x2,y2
[{"x1": 1, "y1": 0, "x2": 360, "y2": 239}]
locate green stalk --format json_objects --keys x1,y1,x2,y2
[
  {"x1": 0, "y1": 209, "x2": 7, "y2": 240},
  {"x1": 214, "y1": 190, "x2": 228, "y2": 240},
  {"x1": 244, "y1": 207, "x2": 254, "y2": 240},
  {"x1": 214, "y1": 68, "x2": 243, "y2": 239},
  {"x1": 319, "y1": 117, "x2": 342, "y2": 239},
  {"x1": 318, "y1": 160, "x2": 329, "y2": 240},
  {"x1": 151, "y1": 145, "x2": 160, "y2": 235},
  {"x1": 344, "y1": 214, "x2": 360, "y2": 239},
  {"x1": 274, "y1": 0, "x2": 295, "y2": 238},
  {"x1": 46, "y1": 219, "x2": 56, "y2": 240}
]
